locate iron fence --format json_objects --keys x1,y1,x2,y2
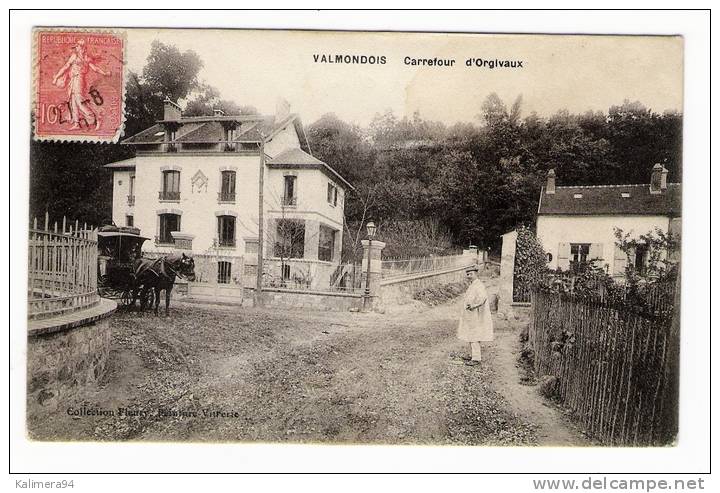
[{"x1": 381, "y1": 253, "x2": 469, "y2": 279}]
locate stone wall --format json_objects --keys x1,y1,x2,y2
[
  {"x1": 378, "y1": 265, "x2": 470, "y2": 309},
  {"x1": 27, "y1": 299, "x2": 116, "y2": 424},
  {"x1": 244, "y1": 287, "x2": 363, "y2": 312}
]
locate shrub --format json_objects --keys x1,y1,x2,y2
[
  {"x1": 512, "y1": 225, "x2": 548, "y2": 299},
  {"x1": 413, "y1": 279, "x2": 470, "y2": 306}
]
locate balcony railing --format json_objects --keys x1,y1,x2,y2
[
  {"x1": 127, "y1": 195, "x2": 135, "y2": 206},
  {"x1": 159, "y1": 191, "x2": 181, "y2": 201},
  {"x1": 218, "y1": 191, "x2": 236, "y2": 203},
  {"x1": 215, "y1": 238, "x2": 237, "y2": 248},
  {"x1": 282, "y1": 196, "x2": 297, "y2": 206},
  {"x1": 155, "y1": 235, "x2": 175, "y2": 246}
]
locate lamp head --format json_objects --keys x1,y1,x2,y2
[{"x1": 366, "y1": 221, "x2": 377, "y2": 239}]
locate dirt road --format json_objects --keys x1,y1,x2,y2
[{"x1": 28, "y1": 299, "x2": 586, "y2": 446}]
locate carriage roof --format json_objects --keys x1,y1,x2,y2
[{"x1": 97, "y1": 231, "x2": 150, "y2": 261}]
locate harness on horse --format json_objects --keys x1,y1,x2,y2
[{"x1": 137, "y1": 257, "x2": 181, "y2": 280}]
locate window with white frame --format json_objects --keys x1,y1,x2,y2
[
  {"x1": 327, "y1": 183, "x2": 338, "y2": 206},
  {"x1": 570, "y1": 243, "x2": 591, "y2": 264}
]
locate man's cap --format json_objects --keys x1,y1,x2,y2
[{"x1": 465, "y1": 265, "x2": 479, "y2": 273}]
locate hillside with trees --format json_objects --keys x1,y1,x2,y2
[{"x1": 308, "y1": 96, "x2": 682, "y2": 255}]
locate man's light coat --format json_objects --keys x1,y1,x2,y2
[{"x1": 457, "y1": 279, "x2": 494, "y2": 342}]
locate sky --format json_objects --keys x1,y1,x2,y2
[{"x1": 125, "y1": 29, "x2": 683, "y2": 126}]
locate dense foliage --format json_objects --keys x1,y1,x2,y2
[
  {"x1": 511, "y1": 225, "x2": 548, "y2": 302},
  {"x1": 518, "y1": 226, "x2": 680, "y2": 321}
]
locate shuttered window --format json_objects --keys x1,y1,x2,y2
[
  {"x1": 557, "y1": 243, "x2": 570, "y2": 271},
  {"x1": 613, "y1": 245, "x2": 627, "y2": 275},
  {"x1": 570, "y1": 243, "x2": 591, "y2": 264}
]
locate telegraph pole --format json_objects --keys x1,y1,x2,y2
[{"x1": 254, "y1": 136, "x2": 266, "y2": 307}]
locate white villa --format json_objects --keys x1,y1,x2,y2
[
  {"x1": 536, "y1": 164, "x2": 681, "y2": 276},
  {"x1": 105, "y1": 99, "x2": 353, "y2": 290}
]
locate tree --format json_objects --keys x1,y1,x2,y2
[
  {"x1": 142, "y1": 41, "x2": 203, "y2": 102},
  {"x1": 607, "y1": 100, "x2": 682, "y2": 184},
  {"x1": 183, "y1": 82, "x2": 255, "y2": 116},
  {"x1": 375, "y1": 218, "x2": 455, "y2": 258}
]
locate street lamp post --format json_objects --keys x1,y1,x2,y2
[{"x1": 363, "y1": 221, "x2": 377, "y2": 310}]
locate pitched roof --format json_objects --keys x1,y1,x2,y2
[
  {"x1": 268, "y1": 148, "x2": 325, "y2": 166},
  {"x1": 103, "y1": 157, "x2": 136, "y2": 169},
  {"x1": 122, "y1": 124, "x2": 166, "y2": 144},
  {"x1": 121, "y1": 113, "x2": 303, "y2": 146},
  {"x1": 268, "y1": 148, "x2": 354, "y2": 191},
  {"x1": 174, "y1": 121, "x2": 225, "y2": 143},
  {"x1": 538, "y1": 183, "x2": 681, "y2": 217}
]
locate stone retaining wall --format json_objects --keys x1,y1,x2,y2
[
  {"x1": 244, "y1": 288, "x2": 363, "y2": 312},
  {"x1": 27, "y1": 299, "x2": 116, "y2": 424},
  {"x1": 378, "y1": 265, "x2": 471, "y2": 308}
]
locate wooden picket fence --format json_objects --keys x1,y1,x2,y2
[
  {"x1": 28, "y1": 213, "x2": 99, "y2": 320},
  {"x1": 529, "y1": 288, "x2": 677, "y2": 445}
]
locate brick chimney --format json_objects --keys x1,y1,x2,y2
[
  {"x1": 163, "y1": 98, "x2": 182, "y2": 121},
  {"x1": 650, "y1": 163, "x2": 668, "y2": 194},
  {"x1": 546, "y1": 169, "x2": 556, "y2": 194}
]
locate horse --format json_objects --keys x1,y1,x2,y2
[{"x1": 132, "y1": 253, "x2": 196, "y2": 316}]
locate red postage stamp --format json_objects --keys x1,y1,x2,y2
[{"x1": 33, "y1": 29, "x2": 126, "y2": 143}]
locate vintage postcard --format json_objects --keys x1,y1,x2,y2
[{"x1": 26, "y1": 28, "x2": 684, "y2": 449}]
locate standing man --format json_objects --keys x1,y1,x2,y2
[{"x1": 457, "y1": 265, "x2": 494, "y2": 366}]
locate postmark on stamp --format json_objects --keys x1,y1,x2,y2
[{"x1": 33, "y1": 29, "x2": 126, "y2": 143}]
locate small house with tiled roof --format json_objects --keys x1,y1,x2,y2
[
  {"x1": 105, "y1": 99, "x2": 352, "y2": 290},
  {"x1": 536, "y1": 164, "x2": 681, "y2": 276}
]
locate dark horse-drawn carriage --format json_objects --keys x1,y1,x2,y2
[
  {"x1": 97, "y1": 226, "x2": 195, "y2": 315},
  {"x1": 97, "y1": 226, "x2": 151, "y2": 307}
]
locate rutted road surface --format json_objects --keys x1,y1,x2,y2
[{"x1": 29, "y1": 299, "x2": 586, "y2": 446}]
